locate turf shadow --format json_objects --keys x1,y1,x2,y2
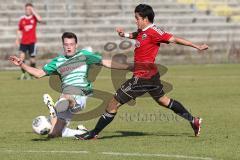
[
  {"x1": 31, "y1": 137, "x2": 51, "y2": 141},
  {"x1": 99, "y1": 131, "x2": 193, "y2": 139},
  {"x1": 154, "y1": 132, "x2": 193, "y2": 137},
  {"x1": 98, "y1": 130, "x2": 153, "y2": 139}
]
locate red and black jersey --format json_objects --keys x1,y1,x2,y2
[
  {"x1": 18, "y1": 15, "x2": 38, "y2": 44},
  {"x1": 133, "y1": 24, "x2": 172, "y2": 79}
]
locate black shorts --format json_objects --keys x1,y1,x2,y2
[
  {"x1": 114, "y1": 72, "x2": 165, "y2": 105},
  {"x1": 19, "y1": 43, "x2": 37, "y2": 57}
]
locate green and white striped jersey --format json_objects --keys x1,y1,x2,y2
[{"x1": 42, "y1": 49, "x2": 102, "y2": 95}]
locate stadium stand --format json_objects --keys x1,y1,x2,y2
[{"x1": 0, "y1": 0, "x2": 240, "y2": 66}]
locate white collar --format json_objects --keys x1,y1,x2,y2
[
  {"x1": 142, "y1": 23, "x2": 155, "y2": 31},
  {"x1": 24, "y1": 15, "x2": 33, "y2": 19}
]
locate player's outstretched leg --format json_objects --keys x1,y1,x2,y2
[
  {"x1": 158, "y1": 96, "x2": 202, "y2": 137},
  {"x1": 75, "y1": 97, "x2": 119, "y2": 140},
  {"x1": 44, "y1": 94, "x2": 88, "y2": 138}
]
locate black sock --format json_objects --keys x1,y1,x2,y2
[
  {"x1": 30, "y1": 63, "x2": 36, "y2": 68},
  {"x1": 21, "y1": 68, "x2": 25, "y2": 73},
  {"x1": 92, "y1": 111, "x2": 116, "y2": 135},
  {"x1": 168, "y1": 99, "x2": 194, "y2": 123}
]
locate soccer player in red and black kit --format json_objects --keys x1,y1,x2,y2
[
  {"x1": 76, "y1": 4, "x2": 208, "y2": 140},
  {"x1": 16, "y1": 3, "x2": 44, "y2": 79}
]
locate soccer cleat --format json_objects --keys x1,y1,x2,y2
[
  {"x1": 76, "y1": 125, "x2": 88, "y2": 135},
  {"x1": 43, "y1": 94, "x2": 56, "y2": 118},
  {"x1": 77, "y1": 125, "x2": 88, "y2": 132},
  {"x1": 75, "y1": 130, "x2": 98, "y2": 140},
  {"x1": 190, "y1": 117, "x2": 202, "y2": 137},
  {"x1": 43, "y1": 94, "x2": 55, "y2": 108}
]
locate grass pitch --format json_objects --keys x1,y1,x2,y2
[{"x1": 0, "y1": 64, "x2": 239, "y2": 160}]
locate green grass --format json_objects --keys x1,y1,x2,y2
[{"x1": 0, "y1": 64, "x2": 240, "y2": 160}]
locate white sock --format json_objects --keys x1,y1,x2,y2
[{"x1": 61, "y1": 127, "x2": 86, "y2": 138}]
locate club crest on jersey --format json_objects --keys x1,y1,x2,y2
[{"x1": 142, "y1": 34, "x2": 147, "y2": 40}]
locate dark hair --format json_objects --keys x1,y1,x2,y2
[
  {"x1": 25, "y1": 3, "x2": 33, "y2": 7},
  {"x1": 135, "y1": 4, "x2": 155, "y2": 23},
  {"x1": 62, "y1": 32, "x2": 78, "y2": 43}
]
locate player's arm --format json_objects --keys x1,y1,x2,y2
[
  {"x1": 101, "y1": 59, "x2": 133, "y2": 71},
  {"x1": 168, "y1": 36, "x2": 208, "y2": 51},
  {"x1": 30, "y1": 7, "x2": 46, "y2": 24},
  {"x1": 84, "y1": 51, "x2": 133, "y2": 70},
  {"x1": 116, "y1": 27, "x2": 138, "y2": 39},
  {"x1": 8, "y1": 56, "x2": 46, "y2": 78},
  {"x1": 16, "y1": 30, "x2": 21, "y2": 47}
]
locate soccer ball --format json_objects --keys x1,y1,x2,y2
[{"x1": 32, "y1": 116, "x2": 52, "y2": 135}]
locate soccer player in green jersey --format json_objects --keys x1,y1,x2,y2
[{"x1": 9, "y1": 32, "x2": 131, "y2": 138}]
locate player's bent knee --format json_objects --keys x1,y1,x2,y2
[
  {"x1": 158, "y1": 96, "x2": 170, "y2": 107},
  {"x1": 19, "y1": 53, "x2": 25, "y2": 60},
  {"x1": 55, "y1": 98, "x2": 70, "y2": 113},
  {"x1": 106, "y1": 97, "x2": 120, "y2": 113}
]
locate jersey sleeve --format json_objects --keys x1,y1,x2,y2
[
  {"x1": 131, "y1": 31, "x2": 139, "y2": 39},
  {"x1": 81, "y1": 50, "x2": 103, "y2": 65},
  {"x1": 42, "y1": 57, "x2": 58, "y2": 75},
  {"x1": 33, "y1": 16, "x2": 38, "y2": 27},
  {"x1": 151, "y1": 27, "x2": 173, "y2": 44}
]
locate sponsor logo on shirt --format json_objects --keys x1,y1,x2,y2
[
  {"x1": 24, "y1": 25, "x2": 33, "y2": 31},
  {"x1": 58, "y1": 56, "x2": 87, "y2": 75}
]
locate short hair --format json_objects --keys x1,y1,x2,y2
[
  {"x1": 135, "y1": 4, "x2": 155, "y2": 23},
  {"x1": 25, "y1": 3, "x2": 33, "y2": 7},
  {"x1": 62, "y1": 32, "x2": 78, "y2": 43}
]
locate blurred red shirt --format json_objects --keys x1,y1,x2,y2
[{"x1": 18, "y1": 15, "x2": 37, "y2": 44}]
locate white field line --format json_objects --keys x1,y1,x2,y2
[
  {"x1": 102, "y1": 152, "x2": 213, "y2": 160},
  {"x1": 0, "y1": 150, "x2": 213, "y2": 160}
]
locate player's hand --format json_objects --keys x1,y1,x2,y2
[
  {"x1": 30, "y1": 6, "x2": 38, "y2": 16},
  {"x1": 197, "y1": 44, "x2": 208, "y2": 51},
  {"x1": 8, "y1": 56, "x2": 23, "y2": 66},
  {"x1": 15, "y1": 39, "x2": 20, "y2": 47},
  {"x1": 116, "y1": 27, "x2": 124, "y2": 37},
  {"x1": 29, "y1": 6, "x2": 35, "y2": 13}
]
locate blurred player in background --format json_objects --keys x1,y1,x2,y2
[
  {"x1": 9, "y1": 32, "x2": 131, "y2": 138},
  {"x1": 76, "y1": 4, "x2": 209, "y2": 140},
  {"x1": 16, "y1": 3, "x2": 44, "y2": 80}
]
